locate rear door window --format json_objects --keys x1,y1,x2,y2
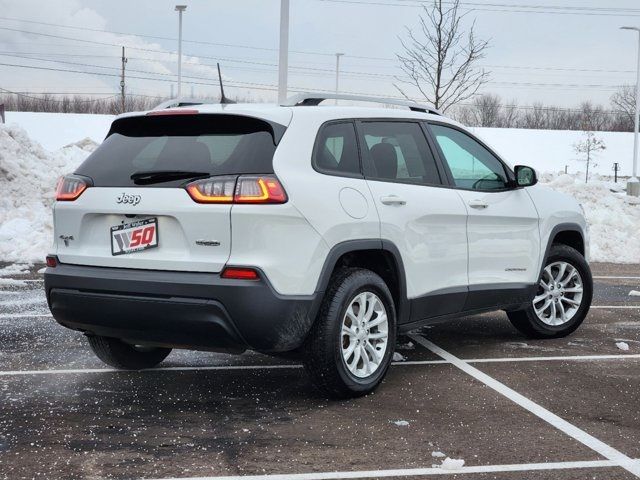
[
  {"x1": 76, "y1": 114, "x2": 283, "y2": 187},
  {"x1": 359, "y1": 121, "x2": 442, "y2": 185}
]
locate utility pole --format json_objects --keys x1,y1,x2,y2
[
  {"x1": 278, "y1": 0, "x2": 290, "y2": 104},
  {"x1": 334, "y1": 53, "x2": 344, "y2": 104},
  {"x1": 120, "y1": 46, "x2": 127, "y2": 113},
  {"x1": 621, "y1": 26, "x2": 640, "y2": 196},
  {"x1": 175, "y1": 5, "x2": 187, "y2": 98},
  {"x1": 564, "y1": 165, "x2": 568, "y2": 174},
  {"x1": 614, "y1": 162, "x2": 620, "y2": 183}
]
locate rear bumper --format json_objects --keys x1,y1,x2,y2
[{"x1": 44, "y1": 263, "x2": 317, "y2": 353}]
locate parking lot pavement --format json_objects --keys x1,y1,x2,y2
[{"x1": 0, "y1": 262, "x2": 639, "y2": 479}]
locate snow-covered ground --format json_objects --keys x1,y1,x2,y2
[
  {"x1": 472, "y1": 127, "x2": 636, "y2": 178},
  {"x1": 0, "y1": 117, "x2": 639, "y2": 264},
  {"x1": 6, "y1": 112, "x2": 637, "y2": 177}
]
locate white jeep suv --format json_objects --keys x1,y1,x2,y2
[{"x1": 45, "y1": 93, "x2": 592, "y2": 398}]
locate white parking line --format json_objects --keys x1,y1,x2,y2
[
  {"x1": 594, "y1": 276, "x2": 640, "y2": 280},
  {"x1": 0, "y1": 364, "x2": 303, "y2": 377},
  {"x1": 409, "y1": 334, "x2": 640, "y2": 478},
  {"x1": 149, "y1": 459, "x2": 631, "y2": 479},
  {"x1": 1, "y1": 354, "x2": 639, "y2": 377},
  {"x1": 591, "y1": 305, "x2": 640, "y2": 309}
]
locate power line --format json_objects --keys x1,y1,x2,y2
[
  {"x1": 318, "y1": 0, "x2": 640, "y2": 16},
  {"x1": 0, "y1": 15, "x2": 392, "y2": 61}
]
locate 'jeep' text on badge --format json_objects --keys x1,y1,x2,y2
[{"x1": 116, "y1": 193, "x2": 141, "y2": 206}]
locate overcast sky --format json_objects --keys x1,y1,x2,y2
[{"x1": 0, "y1": 0, "x2": 639, "y2": 108}]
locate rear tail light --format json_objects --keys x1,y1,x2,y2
[
  {"x1": 45, "y1": 255, "x2": 58, "y2": 268},
  {"x1": 221, "y1": 267, "x2": 259, "y2": 280},
  {"x1": 56, "y1": 175, "x2": 88, "y2": 201},
  {"x1": 235, "y1": 176, "x2": 287, "y2": 204},
  {"x1": 186, "y1": 176, "x2": 236, "y2": 203},
  {"x1": 185, "y1": 175, "x2": 287, "y2": 204}
]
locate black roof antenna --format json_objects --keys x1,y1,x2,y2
[{"x1": 217, "y1": 63, "x2": 235, "y2": 104}]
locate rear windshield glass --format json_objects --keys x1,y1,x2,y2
[{"x1": 75, "y1": 114, "x2": 282, "y2": 187}]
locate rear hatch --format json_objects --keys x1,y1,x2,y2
[{"x1": 53, "y1": 112, "x2": 284, "y2": 272}]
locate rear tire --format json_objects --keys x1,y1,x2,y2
[
  {"x1": 507, "y1": 244, "x2": 592, "y2": 339},
  {"x1": 87, "y1": 335, "x2": 171, "y2": 369},
  {"x1": 303, "y1": 268, "x2": 396, "y2": 399}
]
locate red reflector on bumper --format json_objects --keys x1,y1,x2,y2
[
  {"x1": 46, "y1": 255, "x2": 58, "y2": 268},
  {"x1": 221, "y1": 267, "x2": 259, "y2": 280}
]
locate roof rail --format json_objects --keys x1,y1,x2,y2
[
  {"x1": 152, "y1": 98, "x2": 221, "y2": 110},
  {"x1": 283, "y1": 93, "x2": 441, "y2": 115}
]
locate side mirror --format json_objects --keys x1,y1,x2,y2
[{"x1": 514, "y1": 165, "x2": 538, "y2": 187}]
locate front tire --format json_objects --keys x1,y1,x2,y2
[
  {"x1": 87, "y1": 335, "x2": 171, "y2": 369},
  {"x1": 507, "y1": 244, "x2": 592, "y2": 339},
  {"x1": 303, "y1": 268, "x2": 397, "y2": 398}
]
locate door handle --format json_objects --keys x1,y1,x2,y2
[
  {"x1": 380, "y1": 195, "x2": 407, "y2": 206},
  {"x1": 468, "y1": 200, "x2": 488, "y2": 209}
]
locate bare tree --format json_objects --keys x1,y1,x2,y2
[
  {"x1": 574, "y1": 131, "x2": 606, "y2": 183},
  {"x1": 501, "y1": 100, "x2": 520, "y2": 128},
  {"x1": 395, "y1": 0, "x2": 490, "y2": 112},
  {"x1": 611, "y1": 85, "x2": 636, "y2": 130}
]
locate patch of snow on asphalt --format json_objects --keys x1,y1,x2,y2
[
  {"x1": 0, "y1": 124, "x2": 94, "y2": 262},
  {"x1": 392, "y1": 420, "x2": 409, "y2": 427},
  {"x1": 392, "y1": 352, "x2": 407, "y2": 362},
  {"x1": 616, "y1": 342, "x2": 630, "y2": 351},
  {"x1": 0, "y1": 264, "x2": 30, "y2": 277},
  {"x1": 431, "y1": 451, "x2": 446, "y2": 458},
  {"x1": 629, "y1": 290, "x2": 640, "y2": 297},
  {"x1": 0, "y1": 278, "x2": 27, "y2": 287},
  {"x1": 438, "y1": 457, "x2": 465, "y2": 470}
]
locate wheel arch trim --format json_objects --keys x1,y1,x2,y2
[
  {"x1": 310, "y1": 239, "x2": 410, "y2": 324},
  {"x1": 539, "y1": 223, "x2": 586, "y2": 278}
]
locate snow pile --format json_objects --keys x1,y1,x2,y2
[
  {"x1": 616, "y1": 342, "x2": 630, "y2": 351},
  {"x1": 0, "y1": 124, "x2": 93, "y2": 262},
  {"x1": 541, "y1": 173, "x2": 640, "y2": 264},
  {"x1": 392, "y1": 352, "x2": 407, "y2": 362},
  {"x1": 392, "y1": 420, "x2": 410, "y2": 427},
  {"x1": 438, "y1": 457, "x2": 465, "y2": 470}
]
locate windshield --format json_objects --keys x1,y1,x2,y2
[{"x1": 75, "y1": 114, "x2": 283, "y2": 187}]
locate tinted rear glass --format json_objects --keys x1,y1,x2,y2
[{"x1": 76, "y1": 114, "x2": 282, "y2": 187}]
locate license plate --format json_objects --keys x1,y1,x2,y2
[{"x1": 110, "y1": 218, "x2": 159, "y2": 256}]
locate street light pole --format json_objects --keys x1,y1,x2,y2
[
  {"x1": 175, "y1": 5, "x2": 187, "y2": 99},
  {"x1": 278, "y1": 0, "x2": 290, "y2": 104},
  {"x1": 621, "y1": 26, "x2": 640, "y2": 196},
  {"x1": 335, "y1": 53, "x2": 344, "y2": 104}
]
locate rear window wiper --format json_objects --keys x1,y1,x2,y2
[{"x1": 130, "y1": 170, "x2": 210, "y2": 185}]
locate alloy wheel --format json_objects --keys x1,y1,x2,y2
[
  {"x1": 533, "y1": 261, "x2": 584, "y2": 326},
  {"x1": 340, "y1": 291, "x2": 389, "y2": 378}
]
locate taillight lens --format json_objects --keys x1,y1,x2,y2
[
  {"x1": 185, "y1": 176, "x2": 236, "y2": 203},
  {"x1": 235, "y1": 176, "x2": 287, "y2": 204},
  {"x1": 221, "y1": 267, "x2": 259, "y2": 280},
  {"x1": 185, "y1": 175, "x2": 287, "y2": 204},
  {"x1": 45, "y1": 255, "x2": 58, "y2": 268},
  {"x1": 56, "y1": 175, "x2": 88, "y2": 201}
]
